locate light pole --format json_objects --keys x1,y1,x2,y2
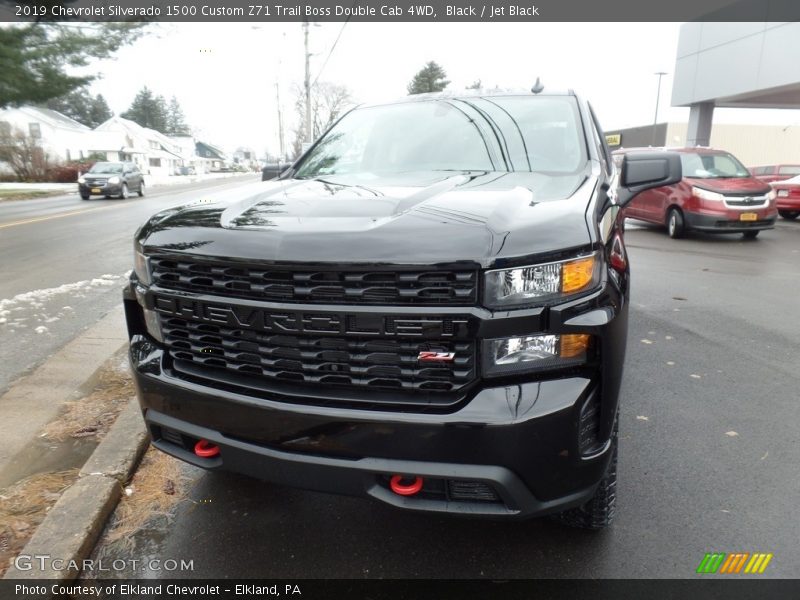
[
  {"x1": 303, "y1": 19, "x2": 312, "y2": 144},
  {"x1": 652, "y1": 71, "x2": 667, "y2": 146}
]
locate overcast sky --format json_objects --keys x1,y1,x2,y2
[{"x1": 88, "y1": 22, "x2": 800, "y2": 156}]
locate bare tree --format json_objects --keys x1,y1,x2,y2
[
  {"x1": 0, "y1": 126, "x2": 51, "y2": 181},
  {"x1": 290, "y1": 82, "x2": 355, "y2": 159}
]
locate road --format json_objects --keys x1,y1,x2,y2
[
  {"x1": 86, "y1": 218, "x2": 800, "y2": 579},
  {"x1": 0, "y1": 175, "x2": 262, "y2": 395}
]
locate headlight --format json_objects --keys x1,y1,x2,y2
[
  {"x1": 134, "y1": 247, "x2": 151, "y2": 286},
  {"x1": 484, "y1": 253, "x2": 599, "y2": 309},
  {"x1": 484, "y1": 333, "x2": 591, "y2": 376},
  {"x1": 775, "y1": 189, "x2": 786, "y2": 198},
  {"x1": 77, "y1": 176, "x2": 85, "y2": 183},
  {"x1": 692, "y1": 186, "x2": 724, "y2": 202},
  {"x1": 108, "y1": 176, "x2": 121, "y2": 184}
]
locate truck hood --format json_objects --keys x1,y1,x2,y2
[{"x1": 138, "y1": 170, "x2": 597, "y2": 267}]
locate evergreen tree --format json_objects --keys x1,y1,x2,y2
[
  {"x1": 0, "y1": 23, "x2": 147, "y2": 108},
  {"x1": 407, "y1": 62, "x2": 450, "y2": 95},
  {"x1": 43, "y1": 88, "x2": 112, "y2": 128},
  {"x1": 122, "y1": 86, "x2": 168, "y2": 131},
  {"x1": 166, "y1": 96, "x2": 191, "y2": 135},
  {"x1": 88, "y1": 94, "x2": 112, "y2": 128},
  {"x1": 44, "y1": 88, "x2": 93, "y2": 126}
]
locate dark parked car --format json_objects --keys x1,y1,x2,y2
[
  {"x1": 78, "y1": 161, "x2": 144, "y2": 200},
  {"x1": 615, "y1": 147, "x2": 776, "y2": 239},
  {"x1": 771, "y1": 174, "x2": 800, "y2": 220},
  {"x1": 261, "y1": 162, "x2": 287, "y2": 181},
  {"x1": 125, "y1": 90, "x2": 680, "y2": 529}
]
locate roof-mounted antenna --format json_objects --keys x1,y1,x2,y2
[{"x1": 531, "y1": 78, "x2": 544, "y2": 94}]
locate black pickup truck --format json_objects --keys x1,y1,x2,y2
[{"x1": 125, "y1": 90, "x2": 679, "y2": 529}]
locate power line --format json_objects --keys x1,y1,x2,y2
[{"x1": 311, "y1": 0, "x2": 358, "y2": 87}]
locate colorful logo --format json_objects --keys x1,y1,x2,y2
[
  {"x1": 696, "y1": 552, "x2": 773, "y2": 575},
  {"x1": 417, "y1": 351, "x2": 455, "y2": 363}
]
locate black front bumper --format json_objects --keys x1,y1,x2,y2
[
  {"x1": 79, "y1": 182, "x2": 122, "y2": 196},
  {"x1": 124, "y1": 265, "x2": 627, "y2": 518}
]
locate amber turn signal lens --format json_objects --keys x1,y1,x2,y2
[
  {"x1": 560, "y1": 334, "x2": 591, "y2": 359},
  {"x1": 561, "y1": 256, "x2": 595, "y2": 294}
]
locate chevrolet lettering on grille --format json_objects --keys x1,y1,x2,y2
[{"x1": 152, "y1": 294, "x2": 468, "y2": 338}]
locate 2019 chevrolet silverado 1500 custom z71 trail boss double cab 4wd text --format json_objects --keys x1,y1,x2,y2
[{"x1": 124, "y1": 90, "x2": 680, "y2": 529}]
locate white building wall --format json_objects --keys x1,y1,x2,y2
[{"x1": 665, "y1": 122, "x2": 800, "y2": 166}]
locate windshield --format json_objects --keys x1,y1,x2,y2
[
  {"x1": 679, "y1": 152, "x2": 750, "y2": 179},
  {"x1": 89, "y1": 162, "x2": 123, "y2": 174},
  {"x1": 778, "y1": 165, "x2": 800, "y2": 176},
  {"x1": 294, "y1": 96, "x2": 587, "y2": 179}
]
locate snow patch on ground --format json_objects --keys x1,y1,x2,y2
[{"x1": 0, "y1": 273, "x2": 127, "y2": 329}]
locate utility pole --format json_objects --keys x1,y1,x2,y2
[
  {"x1": 303, "y1": 19, "x2": 312, "y2": 144},
  {"x1": 652, "y1": 71, "x2": 667, "y2": 146},
  {"x1": 275, "y1": 82, "x2": 285, "y2": 161}
]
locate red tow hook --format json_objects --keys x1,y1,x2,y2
[
  {"x1": 390, "y1": 474, "x2": 424, "y2": 496},
  {"x1": 194, "y1": 439, "x2": 220, "y2": 458}
]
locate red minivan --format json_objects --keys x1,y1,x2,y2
[{"x1": 613, "y1": 147, "x2": 777, "y2": 239}]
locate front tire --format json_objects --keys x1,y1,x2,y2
[
  {"x1": 80, "y1": 193, "x2": 90, "y2": 200},
  {"x1": 137, "y1": 181, "x2": 145, "y2": 197},
  {"x1": 119, "y1": 183, "x2": 129, "y2": 199},
  {"x1": 742, "y1": 230, "x2": 759, "y2": 240},
  {"x1": 554, "y1": 423, "x2": 618, "y2": 530},
  {"x1": 667, "y1": 207, "x2": 685, "y2": 239},
  {"x1": 778, "y1": 210, "x2": 799, "y2": 220}
]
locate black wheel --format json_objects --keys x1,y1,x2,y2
[
  {"x1": 119, "y1": 183, "x2": 129, "y2": 199},
  {"x1": 742, "y1": 230, "x2": 759, "y2": 240},
  {"x1": 80, "y1": 193, "x2": 90, "y2": 200},
  {"x1": 138, "y1": 181, "x2": 145, "y2": 197},
  {"x1": 554, "y1": 421, "x2": 618, "y2": 530},
  {"x1": 778, "y1": 210, "x2": 799, "y2": 220},
  {"x1": 667, "y1": 207, "x2": 685, "y2": 239}
]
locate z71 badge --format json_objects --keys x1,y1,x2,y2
[{"x1": 417, "y1": 351, "x2": 456, "y2": 362}]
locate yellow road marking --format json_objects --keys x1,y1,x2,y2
[{"x1": 0, "y1": 203, "x2": 127, "y2": 230}]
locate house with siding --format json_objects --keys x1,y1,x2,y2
[
  {"x1": 195, "y1": 141, "x2": 228, "y2": 172},
  {"x1": 94, "y1": 116, "x2": 188, "y2": 176},
  {"x1": 0, "y1": 106, "x2": 94, "y2": 163}
]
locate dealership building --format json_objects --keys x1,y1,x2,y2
[{"x1": 607, "y1": 22, "x2": 800, "y2": 166}]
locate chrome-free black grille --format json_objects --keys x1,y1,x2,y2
[
  {"x1": 162, "y1": 316, "x2": 476, "y2": 393},
  {"x1": 150, "y1": 257, "x2": 477, "y2": 306}
]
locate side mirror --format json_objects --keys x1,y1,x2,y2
[{"x1": 617, "y1": 151, "x2": 682, "y2": 206}]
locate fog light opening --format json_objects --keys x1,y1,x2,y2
[
  {"x1": 389, "y1": 474, "x2": 423, "y2": 496},
  {"x1": 194, "y1": 439, "x2": 220, "y2": 458}
]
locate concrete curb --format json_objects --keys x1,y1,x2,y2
[
  {"x1": 3, "y1": 398, "x2": 149, "y2": 581},
  {"x1": 0, "y1": 305, "x2": 128, "y2": 475}
]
